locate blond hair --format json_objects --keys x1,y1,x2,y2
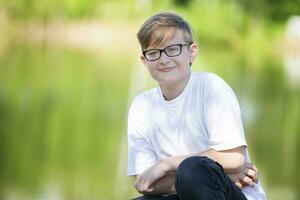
[{"x1": 137, "y1": 12, "x2": 194, "y2": 50}]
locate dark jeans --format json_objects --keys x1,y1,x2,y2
[{"x1": 132, "y1": 156, "x2": 247, "y2": 200}]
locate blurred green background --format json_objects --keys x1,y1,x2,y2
[{"x1": 0, "y1": 0, "x2": 300, "y2": 199}]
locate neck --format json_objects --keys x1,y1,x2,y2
[{"x1": 160, "y1": 71, "x2": 191, "y2": 101}]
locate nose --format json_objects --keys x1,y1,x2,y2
[{"x1": 159, "y1": 51, "x2": 170, "y2": 65}]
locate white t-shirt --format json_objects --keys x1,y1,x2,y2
[{"x1": 127, "y1": 72, "x2": 266, "y2": 200}]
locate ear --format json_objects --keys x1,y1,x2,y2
[
  {"x1": 189, "y1": 43, "x2": 198, "y2": 64},
  {"x1": 140, "y1": 55, "x2": 147, "y2": 65}
]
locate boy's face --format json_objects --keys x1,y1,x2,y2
[{"x1": 140, "y1": 30, "x2": 197, "y2": 86}]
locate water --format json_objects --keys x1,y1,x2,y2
[{"x1": 0, "y1": 26, "x2": 299, "y2": 200}]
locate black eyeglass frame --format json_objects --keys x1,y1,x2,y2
[{"x1": 142, "y1": 43, "x2": 192, "y2": 61}]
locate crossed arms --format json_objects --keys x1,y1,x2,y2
[{"x1": 134, "y1": 146, "x2": 258, "y2": 195}]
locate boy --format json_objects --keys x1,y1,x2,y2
[{"x1": 127, "y1": 12, "x2": 266, "y2": 200}]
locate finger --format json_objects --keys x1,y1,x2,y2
[
  {"x1": 244, "y1": 168, "x2": 256, "y2": 179},
  {"x1": 139, "y1": 183, "x2": 154, "y2": 194},
  {"x1": 135, "y1": 180, "x2": 147, "y2": 193},
  {"x1": 134, "y1": 182, "x2": 139, "y2": 191},
  {"x1": 235, "y1": 181, "x2": 243, "y2": 189},
  {"x1": 242, "y1": 176, "x2": 255, "y2": 186},
  {"x1": 145, "y1": 186, "x2": 155, "y2": 193},
  {"x1": 141, "y1": 182, "x2": 149, "y2": 191},
  {"x1": 245, "y1": 163, "x2": 259, "y2": 182},
  {"x1": 134, "y1": 177, "x2": 141, "y2": 188},
  {"x1": 252, "y1": 164, "x2": 259, "y2": 183},
  {"x1": 254, "y1": 171, "x2": 259, "y2": 183}
]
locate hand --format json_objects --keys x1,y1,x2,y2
[
  {"x1": 245, "y1": 163, "x2": 259, "y2": 183},
  {"x1": 135, "y1": 160, "x2": 169, "y2": 194},
  {"x1": 227, "y1": 163, "x2": 259, "y2": 189}
]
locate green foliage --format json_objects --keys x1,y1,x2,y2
[
  {"x1": 237, "y1": 0, "x2": 300, "y2": 21},
  {"x1": 0, "y1": 0, "x2": 100, "y2": 19},
  {"x1": 1, "y1": 0, "x2": 299, "y2": 21}
]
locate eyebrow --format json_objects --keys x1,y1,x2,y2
[{"x1": 145, "y1": 42, "x2": 186, "y2": 51}]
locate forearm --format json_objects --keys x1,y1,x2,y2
[
  {"x1": 135, "y1": 146, "x2": 246, "y2": 195},
  {"x1": 165, "y1": 146, "x2": 246, "y2": 173},
  {"x1": 196, "y1": 147, "x2": 246, "y2": 173},
  {"x1": 144, "y1": 172, "x2": 176, "y2": 195}
]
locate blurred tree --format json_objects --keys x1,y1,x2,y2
[
  {"x1": 0, "y1": 0, "x2": 299, "y2": 21},
  {"x1": 0, "y1": 0, "x2": 100, "y2": 19},
  {"x1": 173, "y1": 0, "x2": 193, "y2": 7},
  {"x1": 236, "y1": 0, "x2": 300, "y2": 21}
]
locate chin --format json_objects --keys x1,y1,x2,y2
[{"x1": 158, "y1": 75, "x2": 180, "y2": 86}]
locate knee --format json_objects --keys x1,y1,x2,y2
[
  {"x1": 176, "y1": 156, "x2": 224, "y2": 186},
  {"x1": 177, "y1": 156, "x2": 199, "y2": 175},
  {"x1": 177, "y1": 156, "x2": 222, "y2": 175},
  {"x1": 175, "y1": 156, "x2": 227, "y2": 199}
]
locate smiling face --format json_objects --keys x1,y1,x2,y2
[{"x1": 141, "y1": 29, "x2": 198, "y2": 87}]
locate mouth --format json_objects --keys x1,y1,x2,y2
[{"x1": 158, "y1": 66, "x2": 176, "y2": 72}]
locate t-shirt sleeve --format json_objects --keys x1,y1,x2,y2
[
  {"x1": 127, "y1": 96, "x2": 158, "y2": 176},
  {"x1": 204, "y1": 78, "x2": 247, "y2": 151}
]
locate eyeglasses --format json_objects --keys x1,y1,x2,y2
[{"x1": 143, "y1": 43, "x2": 191, "y2": 61}]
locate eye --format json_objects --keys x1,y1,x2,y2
[
  {"x1": 165, "y1": 45, "x2": 181, "y2": 55},
  {"x1": 166, "y1": 46, "x2": 180, "y2": 51},
  {"x1": 170, "y1": 47, "x2": 179, "y2": 50},
  {"x1": 146, "y1": 50, "x2": 159, "y2": 57}
]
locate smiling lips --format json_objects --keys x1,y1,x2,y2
[{"x1": 158, "y1": 66, "x2": 176, "y2": 72}]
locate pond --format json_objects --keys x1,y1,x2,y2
[{"x1": 0, "y1": 23, "x2": 299, "y2": 200}]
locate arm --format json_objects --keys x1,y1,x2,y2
[
  {"x1": 135, "y1": 172, "x2": 176, "y2": 195},
  {"x1": 165, "y1": 146, "x2": 246, "y2": 173},
  {"x1": 135, "y1": 146, "x2": 257, "y2": 195}
]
